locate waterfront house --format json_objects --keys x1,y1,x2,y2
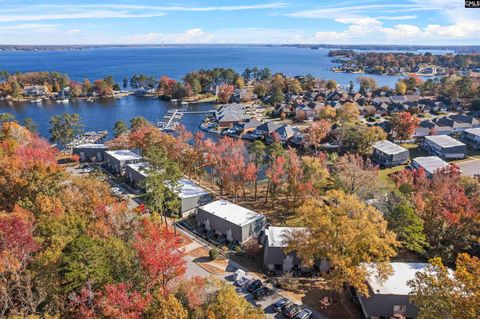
[
  {"x1": 255, "y1": 121, "x2": 282, "y2": 137},
  {"x1": 462, "y1": 127, "x2": 480, "y2": 149},
  {"x1": 422, "y1": 135, "x2": 466, "y2": 159},
  {"x1": 72, "y1": 144, "x2": 107, "y2": 162},
  {"x1": 215, "y1": 103, "x2": 250, "y2": 128},
  {"x1": 411, "y1": 156, "x2": 450, "y2": 177},
  {"x1": 263, "y1": 226, "x2": 305, "y2": 272},
  {"x1": 372, "y1": 140, "x2": 410, "y2": 167},
  {"x1": 229, "y1": 118, "x2": 263, "y2": 135},
  {"x1": 357, "y1": 263, "x2": 433, "y2": 319},
  {"x1": 23, "y1": 85, "x2": 48, "y2": 97},
  {"x1": 196, "y1": 200, "x2": 265, "y2": 244},
  {"x1": 125, "y1": 162, "x2": 150, "y2": 188},
  {"x1": 104, "y1": 150, "x2": 142, "y2": 175}
]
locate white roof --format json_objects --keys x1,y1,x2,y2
[
  {"x1": 177, "y1": 178, "x2": 209, "y2": 199},
  {"x1": 105, "y1": 150, "x2": 142, "y2": 161},
  {"x1": 199, "y1": 200, "x2": 264, "y2": 227},
  {"x1": 266, "y1": 226, "x2": 305, "y2": 248},
  {"x1": 412, "y1": 156, "x2": 449, "y2": 175},
  {"x1": 126, "y1": 162, "x2": 150, "y2": 177},
  {"x1": 425, "y1": 135, "x2": 465, "y2": 148},
  {"x1": 373, "y1": 140, "x2": 407, "y2": 155},
  {"x1": 465, "y1": 127, "x2": 480, "y2": 136},
  {"x1": 367, "y1": 263, "x2": 429, "y2": 295},
  {"x1": 74, "y1": 143, "x2": 107, "y2": 149}
]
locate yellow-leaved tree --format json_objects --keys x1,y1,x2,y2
[{"x1": 286, "y1": 190, "x2": 399, "y2": 296}]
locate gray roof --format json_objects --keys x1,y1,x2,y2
[
  {"x1": 199, "y1": 200, "x2": 264, "y2": 227},
  {"x1": 266, "y1": 227, "x2": 306, "y2": 248},
  {"x1": 126, "y1": 162, "x2": 150, "y2": 177},
  {"x1": 373, "y1": 140, "x2": 407, "y2": 155},
  {"x1": 424, "y1": 135, "x2": 465, "y2": 148},
  {"x1": 275, "y1": 125, "x2": 295, "y2": 139},
  {"x1": 73, "y1": 143, "x2": 107, "y2": 149},
  {"x1": 257, "y1": 121, "x2": 282, "y2": 134},
  {"x1": 105, "y1": 150, "x2": 142, "y2": 161},
  {"x1": 465, "y1": 127, "x2": 480, "y2": 136},
  {"x1": 177, "y1": 178, "x2": 209, "y2": 199},
  {"x1": 412, "y1": 156, "x2": 449, "y2": 175}
]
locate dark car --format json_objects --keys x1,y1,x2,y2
[
  {"x1": 294, "y1": 308, "x2": 313, "y2": 319},
  {"x1": 283, "y1": 304, "x2": 301, "y2": 318},
  {"x1": 273, "y1": 297, "x2": 291, "y2": 312},
  {"x1": 247, "y1": 279, "x2": 262, "y2": 292},
  {"x1": 253, "y1": 287, "x2": 273, "y2": 300}
]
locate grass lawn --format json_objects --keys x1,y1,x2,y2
[
  {"x1": 379, "y1": 165, "x2": 406, "y2": 184},
  {"x1": 400, "y1": 143, "x2": 428, "y2": 158}
]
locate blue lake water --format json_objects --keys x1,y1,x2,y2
[{"x1": 0, "y1": 46, "x2": 410, "y2": 138}]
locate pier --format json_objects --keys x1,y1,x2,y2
[{"x1": 177, "y1": 110, "x2": 216, "y2": 115}]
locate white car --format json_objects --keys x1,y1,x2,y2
[
  {"x1": 111, "y1": 187, "x2": 122, "y2": 195},
  {"x1": 233, "y1": 269, "x2": 249, "y2": 286}
]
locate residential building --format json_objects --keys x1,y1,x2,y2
[
  {"x1": 125, "y1": 162, "x2": 150, "y2": 188},
  {"x1": 174, "y1": 178, "x2": 212, "y2": 218},
  {"x1": 358, "y1": 263, "x2": 433, "y2": 319},
  {"x1": 72, "y1": 144, "x2": 107, "y2": 162},
  {"x1": 104, "y1": 150, "x2": 142, "y2": 175},
  {"x1": 422, "y1": 135, "x2": 466, "y2": 159},
  {"x1": 196, "y1": 200, "x2": 265, "y2": 244},
  {"x1": 411, "y1": 156, "x2": 450, "y2": 177},
  {"x1": 23, "y1": 85, "x2": 48, "y2": 96},
  {"x1": 435, "y1": 117, "x2": 471, "y2": 132},
  {"x1": 372, "y1": 140, "x2": 410, "y2": 167},
  {"x1": 263, "y1": 226, "x2": 305, "y2": 272},
  {"x1": 215, "y1": 104, "x2": 250, "y2": 128},
  {"x1": 462, "y1": 127, "x2": 480, "y2": 149}
]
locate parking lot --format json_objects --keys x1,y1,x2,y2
[{"x1": 457, "y1": 159, "x2": 480, "y2": 177}]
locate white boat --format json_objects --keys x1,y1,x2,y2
[
  {"x1": 180, "y1": 101, "x2": 188, "y2": 106},
  {"x1": 30, "y1": 98, "x2": 42, "y2": 104},
  {"x1": 56, "y1": 99, "x2": 69, "y2": 103},
  {"x1": 170, "y1": 99, "x2": 178, "y2": 103},
  {"x1": 86, "y1": 97, "x2": 94, "y2": 102}
]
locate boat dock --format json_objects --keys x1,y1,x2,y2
[
  {"x1": 178, "y1": 110, "x2": 216, "y2": 115},
  {"x1": 157, "y1": 109, "x2": 184, "y2": 132},
  {"x1": 65, "y1": 130, "x2": 108, "y2": 151}
]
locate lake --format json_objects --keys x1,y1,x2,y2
[{"x1": 0, "y1": 45, "x2": 412, "y2": 138}]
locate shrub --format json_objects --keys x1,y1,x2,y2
[{"x1": 209, "y1": 248, "x2": 219, "y2": 260}]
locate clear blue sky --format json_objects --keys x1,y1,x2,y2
[{"x1": 0, "y1": 0, "x2": 478, "y2": 45}]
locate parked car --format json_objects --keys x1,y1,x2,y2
[
  {"x1": 253, "y1": 287, "x2": 273, "y2": 300},
  {"x1": 247, "y1": 279, "x2": 262, "y2": 292},
  {"x1": 283, "y1": 304, "x2": 301, "y2": 318},
  {"x1": 273, "y1": 298, "x2": 291, "y2": 312},
  {"x1": 234, "y1": 269, "x2": 249, "y2": 286},
  {"x1": 294, "y1": 308, "x2": 313, "y2": 319},
  {"x1": 111, "y1": 187, "x2": 122, "y2": 196}
]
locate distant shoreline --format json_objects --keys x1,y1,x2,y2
[{"x1": 1, "y1": 44, "x2": 479, "y2": 53}]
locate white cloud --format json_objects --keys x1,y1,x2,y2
[
  {"x1": 67, "y1": 29, "x2": 81, "y2": 34},
  {"x1": 0, "y1": 2, "x2": 288, "y2": 22},
  {"x1": 0, "y1": 23, "x2": 58, "y2": 32}
]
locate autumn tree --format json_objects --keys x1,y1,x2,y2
[
  {"x1": 390, "y1": 112, "x2": 419, "y2": 141},
  {"x1": 265, "y1": 155, "x2": 286, "y2": 208},
  {"x1": 133, "y1": 220, "x2": 186, "y2": 296},
  {"x1": 408, "y1": 254, "x2": 480, "y2": 319},
  {"x1": 357, "y1": 76, "x2": 377, "y2": 93},
  {"x1": 395, "y1": 80, "x2": 407, "y2": 95},
  {"x1": 317, "y1": 106, "x2": 336, "y2": 121},
  {"x1": 308, "y1": 120, "x2": 330, "y2": 153},
  {"x1": 394, "y1": 166, "x2": 478, "y2": 261},
  {"x1": 158, "y1": 76, "x2": 177, "y2": 97},
  {"x1": 248, "y1": 140, "x2": 266, "y2": 200},
  {"x1": 96, "y1": 283, "x2": 149, "y2": 319},
  {"x1": 325, "y1": 79, "x2": 337, "y2": 90},
  {"x1": 217, "y1": 84, "x2": 234, "y2": 103},
  {"x1": 286, "y1": 190, "x2": 399, "y2": 295},
  {"x1": 129, "y1": 116, "x2": 149, "y2": 131},
  {"x1": 340, "y1": 124, "x2": 386, "y2": 156},
  {"x1": 336, "y1": 102, "x2": 360, "y2": 123},
  {"x1": 205, "y1": 285, "x2": 265, "y2": 319},
  {"x1": 332, "y1": 154, "x2": 384, "y2": 201}
]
